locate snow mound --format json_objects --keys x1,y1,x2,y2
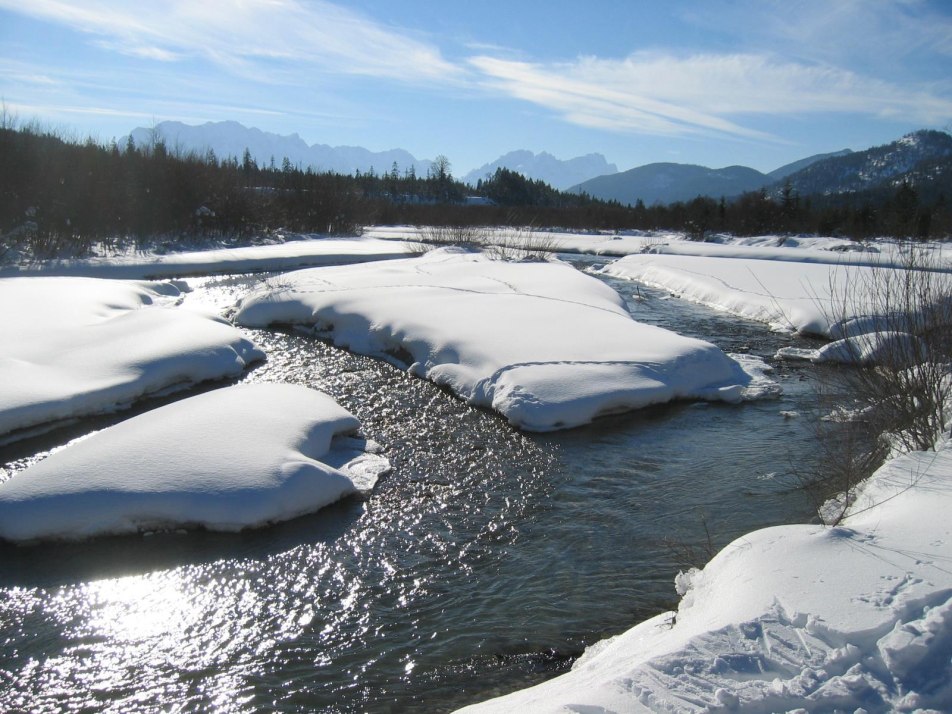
[
  {"x1": 777, "y1": 331, "x2": 923, "y2": 365},
  {"x1": 235, "y1": 250, "x2": 753, "y2": 431},
  {"x1": 0, "y1": 276, "x2": 264, "y2": 441},
  {"x1": 0, "y1": 383, "x2": 389, "y2": 542},
  {"x1": 456, "y1": 438, "x2": 952, "y2": 713}
]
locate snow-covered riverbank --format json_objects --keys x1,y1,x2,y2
[
  {"x1": 2, "y1": 228, "x2": 949, "y2": 711},
  {"x1": 458, "y1": 431, "x2": 952, "y2": 712},
  {"x1": 0, "y1": 235, "x2": 410, "y2": 279}
]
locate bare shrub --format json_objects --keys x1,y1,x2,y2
[
  {"x1": 829, "y1": 246, "x2": 952, "y2": 453},
  {"x1": 404, "y1": 241, "x2": 433, "y2": 257},
  {"x1": 797, "y1": 244, "x2": 952, "y2": 524},
  {"x1": 416, "y1": 224, "x2": 562, "y2": 261},
  {"x1": 419, "y1": 224, "x2": 485, "y2": 250},
  {"x1": 662, "y1": 509, "x2": 719, "y2": 572},
  {"x1": 484, "y1": 226, "x2": 562, "y2": 262},
  {"x1": 792, "y1": 385, "x2": 890, "y2": 525}
]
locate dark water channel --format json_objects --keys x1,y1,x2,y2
[{"x1": 1, "y1": 259, "x2": 835, "y2": 712}]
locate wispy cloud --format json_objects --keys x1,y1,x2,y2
[
  {"x1": 92, "y1": 39, "x2": 183, "y2": 63},
  {"x1": 740, "y1": 0, "x2": 952, "y2": 65},
  {"x1": 4, "y1": 100, "x2": 158, "y2": 121},
  {"x1": 0, "y1": 0, "x2": 462, "y2": 84},
  {"x1": 469, "y1": 55, "x2": 772, "y2": 140},
  {"x1": 470, "y1": 51, "x2": 952, "y2": 140}
]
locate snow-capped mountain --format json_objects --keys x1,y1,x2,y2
[
  {"x1": 124, "y1": 121, "x2": 434, "y2": 177},
  {"x1": 462, "y1": 150, "x2": 617, "y2": 191},
  {"x1": 571, "y1": 131, "x2": 952, "y2": 206},
  {"x1": 775, "y1": 130, "x2": 952, "y2": 197},
  {"x1": 766, "y1": 149, "x2": 853, "y2": 182}
]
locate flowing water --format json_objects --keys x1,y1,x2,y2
[{"x1": 1, "y1": 260, "x2": 837, "y2": 712}]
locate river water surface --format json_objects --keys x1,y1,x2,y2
[{"x1": 1, "y1": 260, "x2": 836, "y2": 712}]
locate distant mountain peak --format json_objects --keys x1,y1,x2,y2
[
  {"x1": 123, "y1": 120, "x2": 433, "y2": 177},
  {"x1": 570, "y1": 130, "x2": 952, "y2": 206},
  {"x1": 462, "y1": 150, "x2": 618, "y2": 191},
  {"x1": 570, "y1": 162, "x2": 768, "y2": 206}
]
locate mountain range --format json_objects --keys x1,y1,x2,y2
[
  {"x1": 125, "y1": 121, "x2": 952, "y2": 207},
  {"x1": 569, "y1": 163, "x2": 771, "y2": 206},
  {"x1": 125, "y1": 121, "x2": 435, "y2": 177},
  {"x1": 571, "y1": 131, "x2": 952, "y2": 206},
  {"x1": 770, "y1": 130, "x2": 952, "y2": 200},
  {"x1": 461, "y1": 150, "x2": 617, "y2": 191},
  {"x1": 124, "y1": 121, "x2": 619, "y2": 189}
]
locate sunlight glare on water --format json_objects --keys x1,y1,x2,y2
[{"x1": 0, "y1": 266, "x2": 842, "y2": 713}]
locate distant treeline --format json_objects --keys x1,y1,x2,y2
[{"x1": 1, "y1": 124, "x2": 949, "y2": 259}]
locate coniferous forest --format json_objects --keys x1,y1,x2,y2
[{"x1": 1, "y1": 123, "x2": 950, "y2": 260}]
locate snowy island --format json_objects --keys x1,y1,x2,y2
[
  {"x1": 0, "y1": 383, "x2": 390, "y2": 541},
  {"x1": 235, "y1": 249, "x2": 760, "y2": 432},
  {"x1": 0, "y1": 276, "x2": 264, "y2": 442}
]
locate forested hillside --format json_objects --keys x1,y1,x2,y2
[{"x1": 1, "y1": 125, "x2": 949, "y2": 260}]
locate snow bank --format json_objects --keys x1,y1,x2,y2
[
  {"x1": 364, "y1": 226, "x2": 944, "y2": 266},
  {"x1": 235, "y1": 250, "x2": 755, "y2": 432},
  {"x1": 0, "y1": 276, "x2": 263, "y2": 440},
  {"x1": 602, "y1": 253, "x2": 917, "y2": 338},
  {"x1": 0, "y1": 236, "x2": 410, "y2": 279},
  {"x1": 457, "y1": 436, "x2": 952, "y2": 713},
  {"x1": 778, "y1": 331, "x2": 925, "y2": 365},
  {"x1": 0, "y1": 383, "x2": 389, "y2": 542}
]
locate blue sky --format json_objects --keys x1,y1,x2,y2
[{"x1": 1, "y1": 0, "x2": 951, "y2": 176}]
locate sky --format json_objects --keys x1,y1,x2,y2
[{"x1": 1, "y1": 0, "x2": 951, "y2": 176}]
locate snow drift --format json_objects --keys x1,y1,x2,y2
[
  {"x1": 235, "y1": 250, "x2": 756, "y2": 431},
  {"x1": 0, "y1": 276, "x2": 263, "y2": 441},
  {"x1": 0, "y1": 383, "x2": 389, "y2": 542}
]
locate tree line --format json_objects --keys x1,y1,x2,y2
[{"x1": 1, "y1": 124, "x2": 949, "y2": 260}]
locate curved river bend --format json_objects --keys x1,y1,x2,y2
[{"x1": 1, "y1": 261, "x2": 837, "y2": 712}]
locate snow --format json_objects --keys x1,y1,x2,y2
[
  {"x1": 778, "y1": 331, "x2": 924, "y2": 365},
  {"x1": 457, "y1": 434, "x2": 952, "y2": 713},
  {"x1": 0, "y1": 276, "x2": 264, "y2": 441},
  {"x1": 602, "y1": 252, "x2": 922, "y2": 338},
  {"x1": 362, "y1": 225, "x2": 951, "y2": 266},
  {"x1": 0, "y1": 235, "x2": 410, "y2": 279},
  {"x1": 0, "y1": 383, "x2": 390, "y2": 542},
  {"x1": 235, "y1": 250, "x2": 758, "y2": 432},
  {"x1": 6, "y1": 227, "x2": 943, "y2": 280},
  {"x1": 6, "y1": 229, "x2": 951, "y2": 709},
  {"x1": 602, "y1": 250, "x2": 951, "y2": 372}
]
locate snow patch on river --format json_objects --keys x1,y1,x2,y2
[
  {"x1": 235, "y1": 250, "x2": 762, "y2": 431},
  {"x1": 0, "y1": 276, "x2": 263, "y2": 442},
  {"x1": 0, "y1": 383, "x2": 389, "y2": 542}
]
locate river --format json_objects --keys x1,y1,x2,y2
[{"x1": 0, "y1": 259, "x2": 841, "y2": 712}]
